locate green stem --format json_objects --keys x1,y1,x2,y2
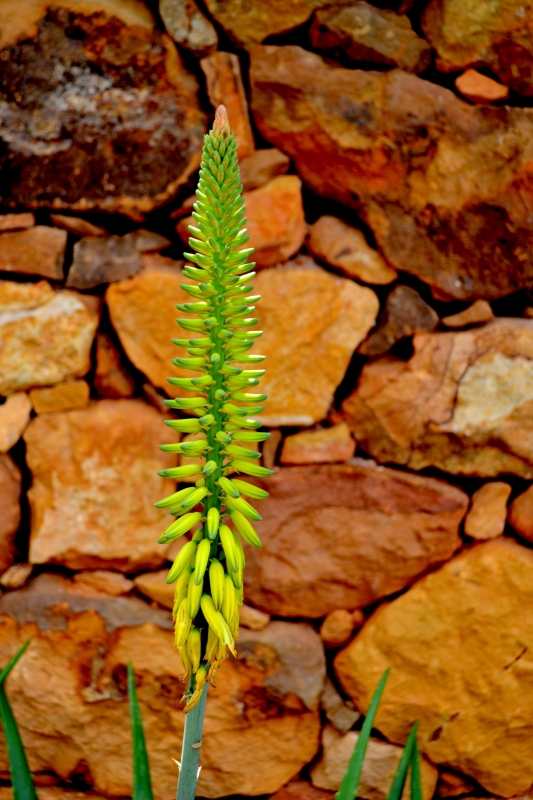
[{"x1": 176, "y1": 680, "x2": 208, "y2": 800}]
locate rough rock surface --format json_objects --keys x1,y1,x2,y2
[
  {"x1": 243, "y1": 461, "x2": 467, "y2": 617},
  {"x1": 24, "y1": 399, "x2": 177, "y2": 571},
  {"x1": 249, "y1": 45, "x2": 533, "y2": 300},
  {"x1": 200, "y1": 52, "x2": 255, "y2": 159},
  {"x1": 0, "y1": 596, "x2": 321, "y2": 798},
  {"x1": 0, "y1": 212, "x2": 35, "y2": 232},
  {"x1": 311, "y1": 725, "x2": 438, "y2": 799},
  {"x1": 30, "y1": 380, "x2": 90, "y2": 415},
  {"x1": 321, "y1": 678, "x2": 359, "y2": 733},
  {"x1": 94, "y1": 334, "x2": 135, "y2": 398},
  {"x1": 422, "y1": 0, "x2": 533, "y2": 95},
  {"x1": 455, "y1": 69, "x2": 509, "y2": 103},
  {"x1": 270, "y1": 781, "x2": 333, "y2": 800},
  {"x1": 509, "y1": 485, "x2": 533, "y2": 542},
  {"x1": 0, "y1": 281, "x2": 98, "y2": 396},
  {"x1": 359, "y1": 286, "x2": 438, "y2": 356},
  {"x1": 0, "y1": 0, "x2": 205, "y2": 214},
  {"x1": 281, "y1": 423, "x2": 356, "y2": 465},
  {"x1": 177, "y1": 175, "x2": 306, "y2": 269},
  {"x1": 307, "y1": 216, "x2": 397, "y2": 285},
  {"x1": 344, "y1": 319, "x2": 533, "y2": 477},
  {"x1": 134, "y1": 569, "x2": 174, "y2": 609},
  {"x1": 0, "y1": 227, "x2": 66, "y2": 279},
  {"x1": 334, "y1": 539, "x2": 533, "y2": 797},
  {"x1": 0, "y1": 392, "x2": 32, "y2": 453},
  {"x1": 49, "y1": 214, "x2": 107, "y2": 237},
  {"x1": 0, "y1": 455, "x2": 21, "y2": 575},
  {"x1": 253, "y1": 259, "x2": 378, "y2": 425},
  {"x1": 464, "y1": 482, "x2": 511, "y2": 540},
  {"x1": 239, "y1": 604, "x2": 271, "y2": 631},
  {"x1": 67, "y1": 235, "x2": 142, "y2": 290},
  {"x1": 310, "y1": 3, "x2": 431, "y2": 72},
  {"x1": 240, "y1": 149, "x2": 290, "y2": 191},
  {"x1": 160, "y1": 0, "x2": 218, "y2": 58},
  {"x1": 320, "y1": 608, "x2": 364, "y2": 649},
  {"x1": 441, "y1": 300, "x2": 493, "y2": 328}
]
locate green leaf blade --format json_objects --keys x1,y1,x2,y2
[
  {"x1": 128, "y1": 662, "x2": 154, "y2": 800},
  {"x1": 386, "y1": 723, "x2": 419, "y2": 800},
  {"x1": 410, "y1": 738, "x2": 424, "y2": 800}
]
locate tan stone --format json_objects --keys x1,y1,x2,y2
[
  {"x1": 269, "y1": 781, "x2": 333, "y2": 800},
  {"x1": 240, "y1": 149, "x2": 290, "y2": 191},
  {"x1": 24, "y1": 399, "x2": 177, "y2": 571},
  {"x1": 160, "y1": 0, "x2": 218, "y2": 58},
  {"x1": 94, "y1": 334, "x2": 135, "y2": 399},
  {"x1": 321, "y1": 678, "x2": 359, "y2": 734},
  {"x1": 239, "y1": 604, "x2": 270, "y2": 631},
  {"x1": 307, "y1": 216, "x2": 397, "y2": 285},
  {"x1": 0, "y1": 563, "x2": 32, "y2": 590},
  {"x1": 437, "y1": 771, "x2": 475, "y2": 798},
  {"x1": 0, "y1": 393, "x2": 32, "y2": 453},
  {"x1": 464, "y1": 482, "x2": 511, "y2": 540},
  {"x1": 134, "y1": 569, "x2": 174, "y2": 608},
  {"x1": 73, "y1": 571, "x2": 134, "y2": 596},
  {"x1": 243, "y1": 461, "x2": 467, "y2": 617},
  {"x1": 30, "y1": 380, "x2": 90, "y2": 415},
  {"x1": 320, "y1": 608, "x2": 364, "y2": 649},
  {"x1": 0, "y1": 279, "x2": 54, "y2": 312},
  {"x1": 249, "y1": 45, "x2": 533, "y2": 300},
  {"x1": 335, "y1": 539, "x2": 533, "y2": 797},
  {"x1": 442, "y1": 300, "x2": 494, "y2": 328},
  {"x1": 253, "y1": 259, "x2": 378, "y2": 425},
  {"x1": 106, "y1": 256, "x2": 194, "y2": 396},
  {"x1": 0, "y1": 227, "x2": 66, "y2": 279},
  {"x1": 0, "y1": 592, "x2": 321, "y2": 797},
  {"x1": 422, "y1": 0, "x2": 533, "y2": 95},
  {"x1": 200, "y1": 51, "x2": 255, "y2": 159},
  {"x1": 262, "y1": 429, "x2": 282, "y2": 469},
  {"x1": 50, "y1": 214, "x2": 107, "y2": 236},
  {"x1": 311, "y1": 2, "x2": 431, "y2": 73},
  {"x1": 344, "y1": 319, "x2": 533, "y2": 477},
  {"x1": 455, "y1": 69, "x2": 509, "y2": 103},
  {"x1": 359, "y1": 286, "x2": 439, "y2": 357},
  {"x1": 67, "y1": 234, "x2": 142, "y2": 290},
  {"x1": 0, "y1": 212, "x2": 35, "y2": 232},
  {"x1": 0, "y1": 282, "x2": 99, "y2": 396},
  {"x1": 0, "y1": 1, "x2": 206, "y2": 214},
  {"x1": 130, "y1": 229, "x2": 171, "y2": 253},
  {"x1": 281, "y1": 424, "x2": 355, "y2": 465},
  {"x1": 0, "y1": 455, "x2": 21, "y2": 575},
  {"x1": 311, "y1": 725, "x2": 438, "y2": 799},
  {"x1": 509, "y1": 485, "x2": 533, "y2": 542},
  {"x1": 177, "y1": 175, "x2": 306, "y2": 269}
]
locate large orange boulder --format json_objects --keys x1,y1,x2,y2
[
  {"x1": 249, "y1": 45, "x2": 533, "y2": 300},
  {"x1": 334, "y1": 539, "x2": 533, "y2": 797},
  {"x1": 243, "y1": 461, "x2": 467, "y2": 617},
  {"x1": 344, "y1": 319, "x2": 533, "y2": 477}
]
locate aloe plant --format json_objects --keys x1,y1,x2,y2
[{"x1": 154, "y1": 104, "x2": 272, "y2": 800}]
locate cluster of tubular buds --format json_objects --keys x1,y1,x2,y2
[{"x1": 154, "y1": 107, "x2": 273, "y2": 712}]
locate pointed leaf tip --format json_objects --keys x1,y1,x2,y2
[{"x1": 213, "y1": 105, "x2": 230, "y2": 133}]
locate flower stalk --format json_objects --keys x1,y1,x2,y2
[{"x1": 155, "y1": 105, "x2": 272, "y2": 800}]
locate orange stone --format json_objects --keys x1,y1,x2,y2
[
  {"x1": 177, "y1": 175, "x2": 306, "y2": 269},
  {"x1": 72, "y1": 571, "x2": 134, "y2": 596},
  {"x1": 455, "y1": 69, "x2": 509, "y2": 103},
  {"x1": 0, "y1": 227, "x2": 66, "y2": 279},
  {"x1": 0, "y1": 212, "x2": 34, "y2": 232},
  {"x1": 94, "y1": 334, "x2": 135, "y2": 398},
  {"x1": 0, "y1": 392, "x2": 32, "y2": 453},
  {"x1": 281, "y1": 423, "x2": 355, "y2": 465},
  {"x1": 442, "y1": 299, "x2": 494, "y2": 328},
  {"x1": 240, "y1": 148, "x2": 290, "y2": 191},
  {"x1": 134, "y1": 569, "x2": 174, "y2": 608},
  {"x1": 464, "y1": 482, "x2": 511, "y2": 540},
  {"x1": 0, "y1": 455, "x2": 21, "y2": 575},
  {"x1": 200, "y1": 51, "x2": 255, "y2": 159},
  {"x1": 320, "y1": 608, "x2": 364, "y2": 649},
  {"x1": 509, "y1": 485, "x2": 533, "y2": 542},
  {"x1": 239, "y1": 604, "x2": 270, "y2": 630},
  {"x1": 50, "y1": 214, "x2": 107, "y2": 236},
  {"x1": 30, "y1": 380, "x2": 90, "y2": 415}
]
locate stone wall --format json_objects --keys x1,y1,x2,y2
[{"x1": 1, "y1": 1, "x2": 533, "y2": 799}]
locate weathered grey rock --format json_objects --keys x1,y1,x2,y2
[
  {"x1": 160, "y1": 0, "x2": 218, "y2": 58},
  {"x1": 67, "y1": 234, "x2": 141, "y2": 289}
]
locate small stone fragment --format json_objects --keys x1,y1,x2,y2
[
  {"x1": 134, "y1": 569, "x2": 174, "y2": 609},
  {"x1": 130, "y1": 229, "x2": 171, "y2": 253},
  {"x1": 160, "y1": 0, "x2": 218, "y2": 58},
  {"x1": 311, "y1": 2, "x2": 431, "y2": 73},
  {"x1": 455, "y1": 69, "x2": 509, "y2": 103},
  {"x1": 359, "y1": 285, "x2": 439, "y2": 356},
  {"x1": 0, "y1": 227, "x2": 66, "y2": 279},
  {"x1": 269, "y1": 782, "x2": 333, "y2": 800},
  {"x1": 30, "y1": 380, "x2": 90, "y2": 415},
  {"x1": 240, "y1": 149, "x2": 290, "y2": 191},
  {"x1": 94, "y1": 334, "x2": 135, "y2": 399},
  {"x1": 177, "y1": 175, "x2": 306, "y2": 269},
  {"x1": 311, "y1": 725, "x2": 438, "y2": 798},
  {"x1": 321, "y1": 678, "x2": 360, "y2": 734},
  {"x1": 0, "y1": 283, "x2": 99, "y2": 396},
  {"x1": 509, "y1": 485, "x2": 533, "y2": 542},
  {"x1": 442, "y1": 300, "x2": 494, "y2": 328},
  {"x1": 0, "y1": 454, "x2": 21, "y2": 574},
  {"x1": 320, "y1": 608, "x2": 364, "y2": 649},
  {"x1": 25, "y1": 399, "x2": 177, "y2": 571},
  {"x1": 0, "y1": 563, "x2": 32, "y2": 590},
  {"x1": 437, "y1": 771, "x2": 476, "y2": 798},
  {"x1": 73, "y1": 571, "x2": 134, "y2": 596},
  {"x1": 239, "y1": 604, "x2": 271, "y2": 631},
  {"x1": 0, "y1": 212, "x2": 35, "y2": 232},
  {"x1": 262, "y1": 429, "x2": 283, "y2": 469},
  {"x1": 200, "y1": 52, "x2": 255, "y2": 159},
  {"x1": 49, "y1": 215, "x2": 107, "y2": 237},
  {"x1": 281, "y1": 423, "x2": 355, "y2": 465},
  {"x1": 254, "y1": 259, "x2": 379, "y2": 425},
  {"x1": 0, "y1": 393, "x2": 32, "y2": 453},
  {"x1": 307, "y1": 216, "x2": 397, "y2": 285},
  {"x1": 464, "y1": 482, "x2": 511, "y2": 540},
  {"x1": 67, "y1": 234, "x2": 142, "y2": 290}
]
